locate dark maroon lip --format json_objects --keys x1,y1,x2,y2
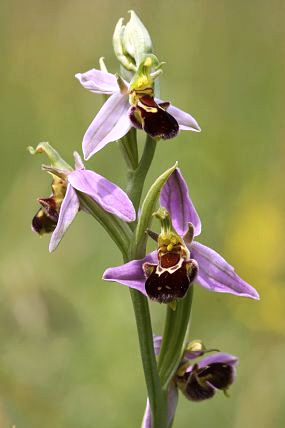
[
  {"x1": 129, "y1": 95, "x2": 179, "y2": 140},
  {"x1": 144, "y1": 258, "x2": 198, "y2": 304}
]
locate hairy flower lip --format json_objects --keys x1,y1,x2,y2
[
  {"x1": 102, "y1": 168, "x2": 259, "y2": 300},
  {"x1": 75, "y1": 68, "x2": 201, "y2": 160},
  {"x1": 143, "y1": 258, "x2": 198, "y2": 303},
  {"x1": 129, "y1": 95, "x2": 180, "y2": 140}
]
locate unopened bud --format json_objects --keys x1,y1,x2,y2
[
  {"x1": 113, "y1": 10, "x2": 153, "y2": 71},
  {"x1": 123, "y1": 10, "x2": 152, "y2": 66},
  {"x1": 113, "y1": 17, "x2": 136, "y2": 72}
]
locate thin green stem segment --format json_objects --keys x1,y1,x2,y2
[
  {"x1": 158, "y1": 288, "x2": 194, "y2": 390},
  {"x1": 78, "y1": 192, "x2": 132, "y2": 258},
  {"x1": 120, "y1": 133, "x2": 167, "y2": 427},
  {"x1": 129, "y1": 288, "x2": 167, "y2": 428},
  {"x1": 118, "y1": 128, "x2": 139, "y2": 170},
  {"x1": 126, "y1": 135, "x2": 157, "y2": 212}
]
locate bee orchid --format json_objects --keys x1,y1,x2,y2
[
  {"x1": 103, "y1": 168, "x2": 259, "y2": 301},
  {"x1": 76, "y1": 57, "x2": 200, "y2": 160}
]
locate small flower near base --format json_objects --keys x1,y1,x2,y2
[
  {"x1": 176, "y1": 351, "x2": 238, "y2": 402},
  {"x1": 141, "y1": 337, "x2": 238, "y2": 427}
]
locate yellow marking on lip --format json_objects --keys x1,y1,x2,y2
[{"x1": 137, "y1": 100, "x2": 157, "y2": 113}]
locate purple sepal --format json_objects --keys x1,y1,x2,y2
[
  {"x1": 196, "y1": 353, "x2": 238, "y2": 369},
  {"x1": 190, "y1": 241, "x2": 260, "y2": 299},
  {"x1": 155, "y1": 98, "x2": 201, "y2": 132},
  {"x1": 160, "y1": 168, "x2": 201, "y2": 237},
  {"x1": 82, "y1": 92, "x2": 131, "y2": 160},
  {"x1": 68, "y1": 169, "x2": 136, "y2": 222},
  {"x1": 49, "y1": 184, "x2": 80, "y2": 252},
  {"x1": 75, "y1": 68, "x2": 119, "y2": 94},
  {"x1": 102, "y1": 251, "x2": 157, "y2": 294}
]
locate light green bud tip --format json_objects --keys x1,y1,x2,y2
[
  {"x1": 28, "y1": 142, "x2": 72, "y2": 171},
  {"x1": 113, "y1": 10, "x2": 153, "y2": 71}
]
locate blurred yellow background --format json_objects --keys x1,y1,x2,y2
[{"x1": 0, "y1": 0, "x2": 285, "y2": 427}]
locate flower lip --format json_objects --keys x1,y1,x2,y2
[
  {"x1": 129, "y1": 95, "x2": 179, "y2": 140},
  {"x1": 32, "y1": 206, "x2": 57, "y2": 235},
  {"x1": 32, "y1": 175, "x2": 67, "y2": 237},
  {"x1": 143, "y1": 257, "x2": 198, "y2": 303}
]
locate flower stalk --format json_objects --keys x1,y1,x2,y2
[
  {"x1": 158, "y1": 288, "x2": 194, "y2": 389},
  {"x1": 121, "y1": 133, "x2": 168, "y2": 427},
  {"x1": 126, "y1": 134, "x2": 157, "y2": 214}
]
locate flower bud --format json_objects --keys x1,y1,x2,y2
[
  {"x1": 112, "y1": 17, "x2": 136, "y2": 72},
  {"x1": 113, "y1": 10, "x2": 153, "y2": 71},
  {"x1": 123, "y1": 10, "x2": 152, "y2": 66}
]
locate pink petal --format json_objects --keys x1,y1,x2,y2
[
  {"x1": 75, "y1": 68, "x2": 119, "y2": 94},
  {"x1": 68, "y1": 169, "x2": 136, "y2": 222},
  {"x1": 160, "y1": 168, "x2": 202, "y2": 237},
  {"x1": 49, "y1": 184, "x2": 80, "y2": 252},
  {"x1": 156, "y1": 98, "x2": 201, "y2": 132},
  {"x1": 102, "y1": 251, "x2": 158, "y2": 294},
  {"x1": 82, "y1": 92, "x2": 131, "y2": 160},
  {"x1": 191, "y1": 241, "x2": 259, "y2": 299}
]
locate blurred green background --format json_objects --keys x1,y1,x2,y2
[{"x1": 0, "y1": 0, "x2": 284, "y2": 427}]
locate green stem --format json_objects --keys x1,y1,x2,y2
[
  {"x1": 126, "y1": 135, "x2": 157, "y2": 212},
  {"x1": 118, "y1": 128, "x2": 139, "y2": 170},
  {"x1": 158, "y1": 288, "x2": 194, "y2": 390},
  {"x1": 78, "y1": 192, "x2": 132, "y2": 258},
  {"x1": 120, "y1": 134, "x2": 167, "y2": 427},
  {"x1": 129, "y1": 289, "x2": 167, "y2": 428}
]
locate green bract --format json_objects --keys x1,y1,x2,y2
[
  {"x1": 28, "y1": 142, "x2": 72, "y2": 171},
  {"x1": 131, "y1": 161, "x2": 178, "y2": 259}
]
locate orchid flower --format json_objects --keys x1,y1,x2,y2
[
  {"x1": 75, "y1": 58, "x2": 201, "y2": 160},
  {"x1": 103, "y1": 168, "x2": 259, "y2": 301},
  {"x1": 142, "y1": 337, "x2": 238, "y2": 427},
  {"x1": 30, "y1": 143, "x2": 135, "y2": 252},
  {"x1": 176, "y1": 351, "x2": 238, "y2": 402}
]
